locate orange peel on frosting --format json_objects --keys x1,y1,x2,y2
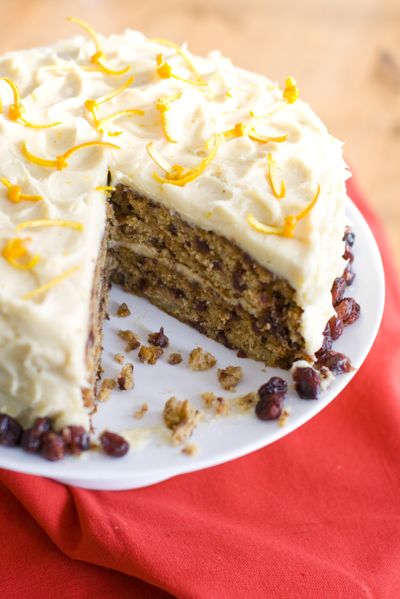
[
  {"x1": 21, "y1": 140, "x2": 120, "y2": 170},
  {"x1": 2, "y1": 238, "x2": 40, "y2": 270},
  {"x1": 0, "y1": 178, "x2": 42, "y2": 203},
  {"x1": 0, "y1": 77, "x2": 60, "y2": 129}
]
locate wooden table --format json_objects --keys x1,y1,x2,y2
[{"x1": 1, "y1": 0, "x2": 399, "y2": 276}]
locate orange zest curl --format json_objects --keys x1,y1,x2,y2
[
  {"x1": 266, "y1": 153, "x2": 286, "y2": 199},
  {"x1": 156, "y1": 54, "x2": 206, "y2": 86},
  {"x1": 68, "y1": 17, "x2": 130, "y2": 76},
  {"x1": 0, "y1": 77, "x2": 60, "y2": 129},
  {"x1": 22, "y1": 140, "x2": 121, "y2": 170},
  {"x1": 96, "y1": 108, "x2": 144, "y2": 135},
  {"x1": 151, "y1": 135, "x2": 220, "y2": 187},
  {"x1": 2, "y1": 238, "x2": 40, "y2": 270},
  {"x1": 96, "y1": 185, "x2": 115, "y2": 193},
  {"x1": 150, "y1": 38, "x2": 205, "y2": 84},
  {"x1": 156, "y1": 93, "x2": 182, "y2": 143},
  {"x1": 247, "y1": 184, "x2": 320, "y2": 238},
  {"x1": 0, "y1": 178, "x2": 42, "y2": 203},
  {"x1": 216, "y1": 122, "x2": 287, "y2": 146},
  {"x1": 283, "y1": 77, "x2": 300, "y2": 104},
  {"x1": 16, "y1": 219, "x2": 84, "y2": 231},
  {"x1": 21, "y1": 265, "x2": 80, "y2": 301},
  {"x1": 84, "y1": 76, "x2": 139, "y2": 135}
]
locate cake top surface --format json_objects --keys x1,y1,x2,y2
[{"x1": 0, "y1": 21, "x2": 349, "y2": 411}]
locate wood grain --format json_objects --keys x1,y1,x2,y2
[{"x1": 1, "y1": 0, "x2": 399, "y2": 276}]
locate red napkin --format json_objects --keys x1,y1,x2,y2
[{"x1": 1, "y1": 178, "x2": 400, "y2": 599}]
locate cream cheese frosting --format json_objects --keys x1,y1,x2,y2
[{"x1": 0, "y1": 26, "x2": 349, "y2": 429}]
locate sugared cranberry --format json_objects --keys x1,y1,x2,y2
[
  {"x1": 41, "y1": 432, "x2": 65, "y2": 461},
  {"x1": 62, "y1": 426, "x2": 90, "y2": 455},
  {"x1": 335, "y1": 298, "x2": 360, "y2": 327},
  {"x1": 331, "y1": 277, "x2": 346, "y2": 306},
  {"x1": 315, "y1": 350, "x2": 354, "y2": 375},
  {"x1": 21, "y1": 417, "x2": 51, "y2": 453},
  {"x1": 342, "y1": 246, "x2": 354, "y2": 263},
  {"x1": 328, "y1": 315, "x2": 344, "y2": 340},
  {"x1": 0, "y1": 414, "x2": 22, "y2": 447},
  {"x1": 343, "y1": 228, "x2": 356, "y2": 247},
  {"x1": 343, "y1": 263, "x2": 356, "y2": 286},
  {"x1": 255, "y1": 377, "x2": 287, "y2": 421},
  {"x1": 100, "y1": 431, "x2": 129, "y2": 457},
  {"x1": 293, "y1": 367, "x2": 321, "y2": 399}
]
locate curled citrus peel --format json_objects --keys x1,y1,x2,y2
[
  {"x1": 206, "y1": 122, "x2": 287, "y2": 149},
  {"x1": 150, "y1": 135, "x2": 220, "y2": 187},
  {"x1": 247, "y1": 184, "x2": 320, "y2": 238},
  {"x1": 22, "y1": 140, "x2": 120, "y2": 170},
  {"x1": 266, "y1": 153, "x2": 286, "y2": 199},
  {"x1": 2, "y1": 238, "x2": 40, "y2": 270},
  {"x1": 150, "y1": 38, "x2": 205, "y2": 84},
  {"x1": 96, "y1": 185, "x2": 115, "y2": 193},
  {"x1": 21, "y1": 265, "x2": 80, "y2": 301},
  {"x1": 0, "y1": 178, "x2": 42, "y2": 203},
  {"x1": 283, "y1": 77, "x2": 300, "y2": 104},
  {"x1": 0, "y1": 77, "x2": 60, "y2": 129},
  {"x1": 156, "y1": 54, "x2": 206, "y2": 86},
  {"x1": 68, "y1": 17, "x2": 130, "y2": 76},
  {"x1": 16, "y1": 219, "x2": 84, "y2": 231},
  {"x1": 96, "y1": 108, "x2": 144, "y2": 135},
  {"x1": 156, "y1": 93, "x2": 182, "y2": 143}
]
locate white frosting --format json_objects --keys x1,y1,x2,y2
[{"x1": 0, "y1": 29, "x2": 348, "y2": 429}]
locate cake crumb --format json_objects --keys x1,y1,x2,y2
[
  {"x1": 201, "y1": 392, "x2": 230, "y2": 416},
  {"x1": 217, "y1": 365, "x2": 243, "y2": 391},
  {"x1": 182, "y1": 443, "x2": 199, "y2": 457},
  {"x1": 163, "y1": 397, "x2": 202, "y2": 445},
  {"x1": 116, "y1": 302, "x2": 131, "y2": 317},
  {"x1": 98, "y1": 378, "x2": 116, "y2": 402},
  {"x1": 278, "y1": 407, "x2": 291, "y2": 427},
  {"x1": 138, "y1": 345, "x2": 163, "y2": 364},
  {"x1": 235, "y1": 392, "x2": 258, "y2": 411},
  {"x1": 133, "y1": 403, "x2": 149, "y2": 420},
  {"x1": 117, "y1": 363, "x2": 134, "y2": 390},
  {"x1": 114, "y1": 353, "x2": 125, "y2": 364},
  {"x1": 168, "y1": 352, "x2": 183, "y2": 365},
  {"x1": 188, "y1": 347, "x2": 216, "y2": 371},
  {"x1": 148, "y1": 326, "x2": 169, "y2": 348},
  {"x1": 118, "y1": 330, "x2": 140, "y2": 352}
]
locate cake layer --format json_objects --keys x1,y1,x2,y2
[{"x1": 110, "y1": 185, "x2": 307, "y2": 367}]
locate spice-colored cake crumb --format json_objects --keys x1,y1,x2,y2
[
  {"x1": 116, "y1": 302, "x2": 131, "y2": 317},
  {"x1": 163, "y1": 397, "x2": 202, "y2": 445},
  {"x1": 148, "y1": 326, "x2": 169, "y2": 348},
  {"x1": 168, "y1": 352, "x2": 183, "y2": 365},
  {"x1": 133, "y1": 403, "x2": 149, "y2": 419},
  {"x1": 217, "y1": 365, "x2": 243, "y2": 391},
  {"x1": 188, "y1": 347, "x2": 216, "y2": 371},
  {"x1": 138, "y1": 345, "x2": 164, "y2": 364},
  {"x1": 278, "y1": 407, "x2": 291, "y2": 427},
  {"x1": 114, "y1": 353, "x2": 125, "y2": 364},
  {"x1": 182, "y1": 443, "x2": 199, "y2": 456},
  {"x1": 98, "y1": 378, "x2": 116, "y2": 402},
  {"x1": 117, "y1": 363, "x2": 134, "y2": 390},
  {"x1": 118, "y1": 329, "x2": 140, "y2": 352},
  {"x1": 200, "y1": 392, "x2": 230, "y2": 416},
  {"x1": 234, "y1": 392, "x2": 258, "y2": 411}
]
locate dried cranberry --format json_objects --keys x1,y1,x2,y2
[
  {"x1": 255, "y1": 377, "x2": 287, "y2": 421},
  {"x1": 21, "y1": 417, "x2": 51, "y2": 453},
  {"x1": 335, "y1": 298, "x2": 360, "y2": 327},
  {"x1": 41, "y1": 432, "x2": 65, "y2": 461},
  {"x1": 315, "y1": 350, "x2": 354, "y2": 375},
  {"x1": 147, "y1": 327, "x2": 169, "y2": 348},
  {"x1": 0, "y1": 414, "x2": 22, "y2": 447},
  {"x1": 62, "y1": 426, "x2": 90, "y2": 455},
  {"x1": 342, "y1": 246, "x2": 354, "y2": 263},
  {"x1": 321, "y1": 323, "x2": 333, "y2": 351},
  {"x1": 293, "y1": 367, "x2": 321, "y2": 399},
  {"x1": 331, "y1": 277, "x2": 346, "y2": 306},
  {"x1": 328, "y1": 315, "x2": 344, "y2": 340},
  {"x1": 343, "y1": 228, "x2": 356, "y2": 247},
  {"x1": 258, "y1": 377, "x2": 288, "y2": 398},
  {"x1": 100, "y1": 431, "x2": 129, "y2": 457},
  {"x1": 343, "y1": 263, "x2": 356, "y2": 286}
]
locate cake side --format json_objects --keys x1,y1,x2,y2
[{"x1": 109, "y1": 184, "x2": 308, "y2": 368}]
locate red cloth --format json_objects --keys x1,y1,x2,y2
[{"x1": 1, "y1": 178, "x2": 400, "y2": 599}]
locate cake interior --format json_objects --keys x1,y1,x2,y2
[{"x1": 105, "y1": 184, "x2": 308, "y2": 370}]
